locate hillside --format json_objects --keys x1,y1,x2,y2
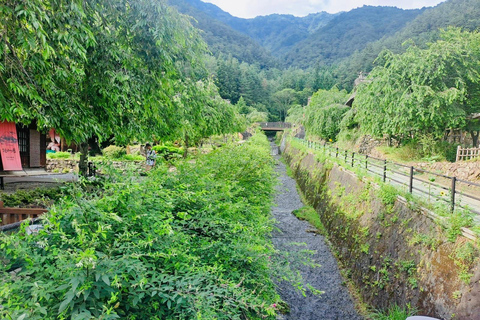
[
  {"x1": 336, "y1": 0, "x2": 480, "y2": 90},
  {"x1": 282, "y1": 6, "x2": 425, "y2": 68},
  {"x1": 168, "y1": 0, "x2": 277, "y2": 68},
  {"x1": 176, "y1": 0, "x2": 336, "y2": 57}
]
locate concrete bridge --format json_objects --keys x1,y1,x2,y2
[{"x1": 258, "y1": 122, "x2": 292, "y2": 131}]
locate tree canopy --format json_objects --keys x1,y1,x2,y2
[
  {"x1": 354, "y1": 28, "x2": 480, "y2": 142},
  {"x1": 0, "y1": 0, "x2": 242, "y2": 147}
]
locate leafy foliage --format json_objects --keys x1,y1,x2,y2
[
  {"x1": 0, "y1": 134, "x2": 286, "y2": 319},
  {"x1": 102, "y1": 146, "x2": 126, "y2": 159},
  {"x1": 302, "y1": 88, "x2": 350, "y2": 141},
  {"x1": 354, "y1": 28, "x2": 480, "y2": 142},
  {"x1": 0, "y1": 186, "x2": 65, "y2": 208}
]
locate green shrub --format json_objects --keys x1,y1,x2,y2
[
  {"x1": 46, "y1": 151, "x2": 72, "y2": 159},
  {"x1": 102, "y1": 145, "x2": 126, "y2": 159},
  {"x1": 152, "y1": 144, "x2": 184, "y2": 160},
  {"x1": 0, "y1": 186, "x2": 65, "y2": 208},
  {"x1": 0, "y1": 134, "x2": 291, "y2": 319},
  {"x1": 122, "y1": 154, "x2": 145, "y2": 161},
  {"x1": 378, "y1": 184, "x2": 399, "y2": 206}
]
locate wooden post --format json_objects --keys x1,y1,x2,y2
[{"x1": 456, "y1": 145, "x2": 462, "y2": 162}]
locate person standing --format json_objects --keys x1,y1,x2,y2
[{"x1": 145, "y1": 143, "x2": 157, "y2": 170}]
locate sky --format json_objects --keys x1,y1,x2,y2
[{"x1": 201, "y1": 0, "x2": 446, "y2": 18}]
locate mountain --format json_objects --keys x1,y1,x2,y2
[
  {"x1": 168, "y1": 0, "x2": 277, "y2": 68},
  {"x1": 282, "y1": 6, "x2": 425, "y2": 68},
  {"x1": 336, "y1": 0, "x2": 480, "y2": 90},
  {"x1": 174, "y1": 0, "x2": 336, "y2": 57}
]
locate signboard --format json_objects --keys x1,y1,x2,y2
[{"x1": 0, "y1": 121, "x2": 22, "y2": 171}]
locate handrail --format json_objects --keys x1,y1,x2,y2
[
  {"x1": 258, "y1": 122, "x2": 292, "y2": 129},
  {"x1": 294, "y1": 137, "x2": 480, "y2": 214}
]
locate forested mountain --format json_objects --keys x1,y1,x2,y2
[
  {"x1": 282, "y1": 6, "x2": 425, "y2": 68},
  {"x1": 336, "y1": 0, "x2": 480, "y2": 89},
  {"x1": 168, "y1": 0, "x2": 277, "y2": 67},
  {"x1": 176, "y1": 0, "x2": 336, "y2": 56}
]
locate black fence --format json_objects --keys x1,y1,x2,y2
[{"x1": 295, "y1": 138, "x2": 480, "y2": 215}]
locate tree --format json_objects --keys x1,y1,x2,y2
[
  {"x1": 354, "y1": 28, "x2": 480, "y2": 144},
  {"x1": 303, "y1": 87, "x2": 350, "y2": 141},
  {"x1": 1, "y1": 0, "x2": 208, "y2": 173},
  {"x1": 272, "y1": 88, "x2": 297, "y2": 121}
]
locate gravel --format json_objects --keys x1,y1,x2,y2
[{"x1": 271, "y1": 147, "x2": 363, "y2": 320}]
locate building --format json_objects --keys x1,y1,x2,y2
[{"x1": 0, "y1": 121, "x2": 46, "y2": 171}]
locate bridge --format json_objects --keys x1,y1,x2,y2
[{"x1": 258, "y1": 122, "x2": 292, "y2": 131}]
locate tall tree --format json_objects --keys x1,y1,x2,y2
[
  {"x1": 272, "y1": 88, "x2": 297, "y2": 121},
  {"x1": 354, "y1": 28, "x2": 480, "y2": 144},
  {"x1": 1, "y1": 0, "x2": 208, "y2": 172}
]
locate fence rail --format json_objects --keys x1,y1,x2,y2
[
  {"x1": 456, "y1": 146, "x2": 480, "y2": 161},
  {"x1": 259, "y1": 122, "x2": 292, "y2": 129},
  {"x1": 0, "y1": 201, "x2": 47, "y2": 227},
  {"x1": 296, "y1": 138, "x2": 480, "y2": 215}
]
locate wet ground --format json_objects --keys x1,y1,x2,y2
[{"x1": 271, "y1": 146, "x2": 362, "y2": 320}]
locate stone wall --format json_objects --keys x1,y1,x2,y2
[
  {"x1": 46, "y1": 159, "x2": 78, "y2": 173},
  {"x1": 46, "y1": 159, "x2": 145, "y2": 173},
  {"x1": 282, "y1": 138, "x2": 480, "y2": 319}
]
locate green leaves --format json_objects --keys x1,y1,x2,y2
[
  {"x1": 354, "y1": 28, "x2": 480, "y2": 141},
  {"x1": 0, "y1": 134, "x2": 280, "y2": 319}
]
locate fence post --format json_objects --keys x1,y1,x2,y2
[
  {"x1": 365, "y1": 155, "x2": 368, "y2": 170},
  {"x1": 344, "y1": 150, "x2": 348, "y2": 163},
  {"x1": 409, "y1": 166, "x2": 414, "y2": 193},
  {"x1": 352, "y1": 152, "x2": 355, "y2": 167},
  {"x1": 383, "y1": 160, "x2": 387, "y2": 183},
  {"x1": 451, "y1": 177, "x2": 456, "y2": 213},
  {"x1": 336, "y1": 148, "x2": 339, "y2": 158},
  {"x1": 456, "y1": 145, "x2": 461, "y2": 162}
]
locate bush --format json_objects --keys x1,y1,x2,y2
[
  {"x1": 122, "y1": 154, "x2": 145, "y2": 161},
  {"x1": 46, "y1": 151, "x2": 72, "y2": 159},
  {"x1": 102, "y1": 145, "x2": 126, "y2": 159},
  {"x1": 0, "y1": 186, "x2": 65, "y2": 208},
  {"x1": 0, "y1": 134, "x2": 289, "y2": 319},
  {"x1": 152, "y1": 144, "x2": 184, "y2": 160}
]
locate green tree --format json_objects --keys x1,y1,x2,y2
[
  {"x1": 355, "y1": 28, "x2": 480, "y2": 144},
  {"x1": 272, "y1": 88, "x2": 297, "y2": 121},
  {"x1": 303, "y1": 87, "x2": 350, "y2": 141},
  {"x1": 0, "y1": 0, "x2": 208, "y2": 173}
]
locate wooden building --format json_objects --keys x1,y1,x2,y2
[{"x1": 0, "y1": 122, "x2": 46, "y2": 171}]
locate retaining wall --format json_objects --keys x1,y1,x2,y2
[{"x1": 282, "y1": 139, "x2": 480, "y2": 319}]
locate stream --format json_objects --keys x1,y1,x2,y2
[{"x1": 271, "y1": 142, "x2": 363, "y2": 320}]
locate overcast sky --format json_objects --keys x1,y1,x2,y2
[{"x1": 201, "y1": 0, "x2": 446, "y2": 18}]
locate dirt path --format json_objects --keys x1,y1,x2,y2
[{"x1": 272, "y1": 151, "x2": 362, "y2": 320}]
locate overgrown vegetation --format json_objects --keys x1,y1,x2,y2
[
  {"x1": 369, "y1": 304, "x2": 416, "y2": 320},
  {"x1": 0, "y1": 134, "x2": 292, "y2": 319},
  {"x1": 0, "y1": 186, "x2": 66, "y2": 208}
]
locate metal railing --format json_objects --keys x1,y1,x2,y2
[
  {"x1": 295, "y1": 138, "x2": 480, "y2": 215},
  {"x1": 259, "y1": 122, "x2": 292, "y2": 129}
]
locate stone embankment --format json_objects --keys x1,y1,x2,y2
[
  {"x1": 281, "y1": 138, "x2": 480, "y2": 320},
  {"x1": 46, "y1": 159, "x2": 144, "y2": 173}
]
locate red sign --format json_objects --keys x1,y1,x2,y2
[{"x1": 0, "y1": 121, "x2": 22, "y2": 171}]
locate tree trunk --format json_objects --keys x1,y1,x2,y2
[
  {"x1": 183, "y1": 135, "x2": 189, "y2": 158},
  {"x1": 470, "y1": 130, "x2": 479, "y2": 148},
  {"x1": 79, "y1": 142, "x2": 89, "y2": 176}
]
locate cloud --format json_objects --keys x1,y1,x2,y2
[{"x1": 202, "y1": 0, "x2": 445, "y2": 18}]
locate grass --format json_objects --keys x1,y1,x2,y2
[
  {"x1": 369, "y1": 304, "x2": 416, "y2": 320},
  {"x1": 376, "y1": 145, "x2": 423, "y2": 163},
  {"x1": 292, "y1": 206, "x2": 327, "y2": 235}
]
